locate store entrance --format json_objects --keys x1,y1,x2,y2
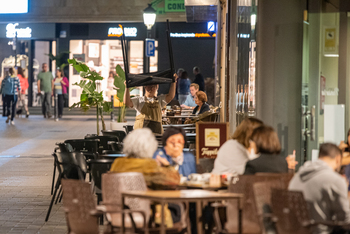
[{"x1": 302, "y1": 11, "x2": 348, "y2": 162}]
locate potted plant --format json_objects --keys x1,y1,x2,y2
[
  {"x1": 113, "y1": 64, "x2": 134, "y2": 123},
  {"x1": 67, "y1": 58, "x2": 112, "y2": 135}
]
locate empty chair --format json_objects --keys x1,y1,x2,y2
[
  {"x1": 61, "y1": 179, "x2": 147, "y2": 234},
  {"x1": 101, "y1": 130, "x2": 127, "y2": 141},
  {"x1": 85, "y1": 135, "x2": 121, "y2": 154},
  {"x1": 64, "y1": 139, "x2": 100, "y2": 159},
  {"x1": 253, "y1": 181, "x2": 284, "y2": 234}
]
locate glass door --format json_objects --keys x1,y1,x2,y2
[{"x1": 302, "y1": 11, "x2": 343, "y2": 163}]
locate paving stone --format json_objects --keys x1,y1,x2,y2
[{"x1": 0, "y1": 116, "x2": 133, "y2": 232}]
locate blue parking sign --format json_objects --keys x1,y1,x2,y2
[{"x1": 146, "y1": 39, "x2": 155, "y2": 57}]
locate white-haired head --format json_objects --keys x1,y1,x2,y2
[{"x1": 123, "y1": 128, "x2": 158, "y2": 158}]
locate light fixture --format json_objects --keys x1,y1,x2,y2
[
  {"x1": 143, "y1": 4, "x2": 157, "y2": 30},
  {"x1": 251, "y1": 14, "x2": 257, "y2": 28}
]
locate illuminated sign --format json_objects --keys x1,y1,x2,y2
[
  {"x1": 0, "y1": 0, "x2": 28, "y2": 14},
  {"x1": 207, "y1": 21, "x2": 215, "y2": 32},
  {"x1": 6, "y1": 23, "x2": 32, "y2": 38},
  {"x1": 170, "y1": 32, "x2": 216, "y2": 38},
  {"x1": 238, "y1": 34, "x2": 250, "y2": 38},
  {"x1": 108, "y1": 24, "x2": 137, "y2": 37}
]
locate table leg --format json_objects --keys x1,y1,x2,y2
[
  {"x1": 196, "y1": 201, "x2": 203, "y2": 234},
  {"x1": 185, "y1": 201, "x2": 192, "y2": 234},
  {"x1": 160, "y1": 201, "x2": 166, "y2": 234},
  {"x1": 238, "y1": 198, "x2": 242, "y2": 234},
  {"x1": 121, "y1": 195, "x2": 125, "y2": 234}
]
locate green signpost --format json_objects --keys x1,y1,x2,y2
[{"x1": 165, "y1": 0, "x2": 185, "y2": 12}]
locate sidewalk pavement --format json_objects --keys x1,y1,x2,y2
[{"x1": 0, "y1": 115, "x2": 134, "y2": 234}]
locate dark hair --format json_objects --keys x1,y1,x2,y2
[
  {"x1": 181, "y1": 71, "x2": 188, "y2": 79},
  {"x1": 17, "y1": 67, "x2": 24, "y2": 77},
  {"x1": 162, "y1": 127, "x2": 187, "y2": 147},
  {"x1": 193, "y1": 66, "x2": 200, "y2": 73},
  {"x1": 8, "y1": 67, "x2": 14, "y2": 75},
  {"x1": 196, "y1": 91, "x2": 207, "y2": 103},
  {"x1": 319, "y1": 143, "x2": 342, "y2": 159},
  {"x1": 56, "y1": 68, "x2": 64, "y2": 78},
  {"x1": 251, "y1": 125, "x2": 281, "y2": 155},
  {"x1": 232, "y1": 117, "x2": 263, "y2": 148}
]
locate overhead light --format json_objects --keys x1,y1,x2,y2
[
  {"x1": 324, "y1": 54, "x2": 339, "y2": 57},
  {"x1": 251, "y1": 14, "x2": 257, "y2": 28},
  {"x1": 143, "y1": 4, "x2": 157, "y2": 30}
]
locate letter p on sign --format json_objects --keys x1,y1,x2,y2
[{"x1": 146, "y1": 39, "x2": 155, "y2": 57}]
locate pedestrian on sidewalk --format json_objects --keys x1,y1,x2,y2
[
  {"x1": 16, "y1": 67, "x2": 29, "y2": 118},
  {"x1": 53, "y1": 68, "x2": 68, "y2": 118},
  {"x1": 1, "y1": 67, "x2": 21, "y2": 125},
  {"x1": 37, "y1": 63, "x2": 54, "y2": 118}
]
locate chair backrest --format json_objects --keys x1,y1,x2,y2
[
  {"x1": 226, "y1": 174, "x2": 289, "y2": 233},
  {"x1": 64, "y1": 139, "x2": 100, "y2": 155},
  {"x1": 196, "y1": 158, "x2": 215, "y2": 173},
  {"x1": 88, "y1": 159, "x2": 114, "y2": 190},
  {"x1": 61, "y1": 179, "x2": 99, "y2": 234},
  {"x1": 101, "y1": 130, "x2": 127, "y2": 142},
  {"x1": 84, "y1": 136, "x2": 120, "y2": 154},
  {"x1": 271, "y1": 189, "x2": 311, "y2": 234},
  {"x1": 54, "y1": 152, "x2": 84, "y2": 180},
  {"x1": 56, "y1": 142, "x2": 73, "y2": 153},
  {"x1": 102, "y1": 172, "x2": 150, "y2": 220},
  {"x1": 255, "y1": 173, "x2": 294, "y2": 189},
  {"x1": 253, "y1": 181, "x2": 284, "y2": 234},
  {"x1": 123, "y1": 125, "x2": 134, "y2": 134}
]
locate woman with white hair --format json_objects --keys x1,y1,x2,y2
[{"x1": 110, "y1": 128, "x2": 180, "y2": 188}]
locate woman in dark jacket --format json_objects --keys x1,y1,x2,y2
[
  {"x1": 192, "y1": 91, "x2": 210, "y2": 115},
  {"x1": 244, "y1": 125, "x2": 288, "y2": 175}
]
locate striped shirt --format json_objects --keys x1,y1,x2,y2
[{"x1": 1, "y1": 75, "x2": 21, "y2": 95}]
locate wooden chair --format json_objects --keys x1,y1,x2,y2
[
  {"x1": 253, "y1": 181, "x2": 284, "y2": 234},
  {"x1": 213, "y1": 174, "x2": 293, "y2": 234},
  {"x1": 61, "y1": 179, "x2": 147, "y2": 234},
  {"x1": 271, "y1": 189, "x2": 350, "y2": 234}
]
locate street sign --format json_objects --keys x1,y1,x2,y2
[
  {"x1": 145, "y1": 39, "x2": 155, "y2": 57},
  {"x1": 165, "y1": 0, "x2": 185, "y2": 12}
]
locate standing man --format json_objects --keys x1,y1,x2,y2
[
  {"x1": 37, "y1": 63, "x2": 54, "y2": 118},
  {"x1": 193, "y1": 66, "x2": 205, "y2": 92}
]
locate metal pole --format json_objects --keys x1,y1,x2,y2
[{"x1": 55, "y1": 93, "x2": 59, "y2": 121}]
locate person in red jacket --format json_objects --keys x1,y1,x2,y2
[{"x1": 17, "y1": 67, "x2": 29, "y2": 118}]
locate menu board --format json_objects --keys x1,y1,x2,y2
[{"x1": 196, "y1": 122, "x2": 229, "y2": 163}]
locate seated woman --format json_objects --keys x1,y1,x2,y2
[
  {"x1": 153, "y1": 127, "x2": 196, "y2": 177},
  {"x1": 110, "y1": 128, "x2": 180, "y2": 188},
  {"x1": 244, "y1": 125, "x2": 288, "y2": 175},
  {"x1": 212, "y1": 117, "x2": 264, "y2": 175},
  {"x1": 192, "y1": 91, "x2": 210, "y2": 115}
]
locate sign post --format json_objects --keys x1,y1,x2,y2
[
  {"x1": 196, "y1": 122, "x2": 229, "y2": 164},
  {"x1": 145, "y1": 39, "x2": 155, "y2": 57}
]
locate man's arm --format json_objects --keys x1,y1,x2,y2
[
  {"x1": 124, "y1": 87, "x2": 133, "y2": 108},
  {"x1": 37, "y1": 80, "x2": 41, "y2": 93},
  {"x1": 165, "y1": 74, "x2": 178, "y2": 103}
]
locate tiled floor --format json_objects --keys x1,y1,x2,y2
[{"x1": 0, "y1": 115, "x2": 134, "y2": 233}]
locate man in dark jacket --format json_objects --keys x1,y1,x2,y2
[
  {"x1": 193, "y1": 66, "x2": 205, "y2": 91},
  {"x1": 289, "y1": 143, "x2": 350, "y2": 234}
]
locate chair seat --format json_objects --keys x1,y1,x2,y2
[{"x1": 108, "y1": 212, "x2": 146, "y2": 228}]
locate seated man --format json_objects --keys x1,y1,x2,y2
[
  {"x1": 153, "y1": 126, "x2": 196, "y2": 177},
  {"x1": 289, "y1": 143, "x2": 350, "y2": 234},
  {"x1": 181, "y1": 83, "x2": 199, "y2": 109}
]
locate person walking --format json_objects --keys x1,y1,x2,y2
[
  {"x1": 53, "y1": 68, "x2": 68, "y2": 118},
  {"x1": 1, "y1": 67, "x2": 21, "y2": 125},
  {"x1": 193, "y1": 66, "x2": 205, "y2": 91},
  {"x1": 37, "y1": 63, "x2": 54, "y2": 118},
  {"x1": 16, "y1": 67, "x2": 29, "y2": 118}
]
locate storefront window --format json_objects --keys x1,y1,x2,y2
[{"x1": 69, "y1": 39, "x2": 158, "y2": 106}]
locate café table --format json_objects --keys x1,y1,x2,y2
[{"x1": 121, "y1": 190, "x2": 243, "y2": 234}]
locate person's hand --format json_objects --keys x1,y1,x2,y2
[
  {"x1": 286, "y1": 150, "x2": 298, "y2": 170},
  {"x1": 156, "y1": 155, "x2": 170, "y2": 166},
  {"x1": 339, "y1": 141, "x2": 348, "y2": 151},
  {"x1": 173, "y1": 73, "x2": 178, "y2": 81}
]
